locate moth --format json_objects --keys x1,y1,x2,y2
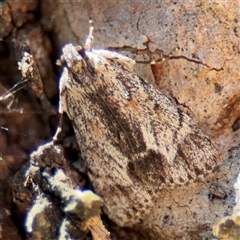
[{"x1": 54, "y1": 26, "x2": 220, "y2": 225}]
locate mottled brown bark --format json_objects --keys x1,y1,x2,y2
[{"x1": 1, "y1": 1, "x2": 240, "y2": 239}]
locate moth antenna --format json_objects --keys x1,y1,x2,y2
[{"x1": 84, "y1": 20, "x2": 94, "y2": 50}]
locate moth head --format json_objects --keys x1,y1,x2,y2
[{"x1": 58, "y1": 44, "x2": 88, "y2": 74}]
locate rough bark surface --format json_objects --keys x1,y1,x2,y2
[
  {"x1": 0, "y1": 0, "x2": 240, "y2": 239},
  {"x1": 9, "y1": 143, "x2": 110, "y2": 240}
]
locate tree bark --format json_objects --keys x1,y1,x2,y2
[{"x1": 1, "y1": 1, "x2": 240, "y2": 239}]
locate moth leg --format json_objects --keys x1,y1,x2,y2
[
  {"x1": 52, "y1": 113, "x2": 63, "y2": 144},
  {"x1": 53, "y1": 66, "x2": 68, "y2": 144}
]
